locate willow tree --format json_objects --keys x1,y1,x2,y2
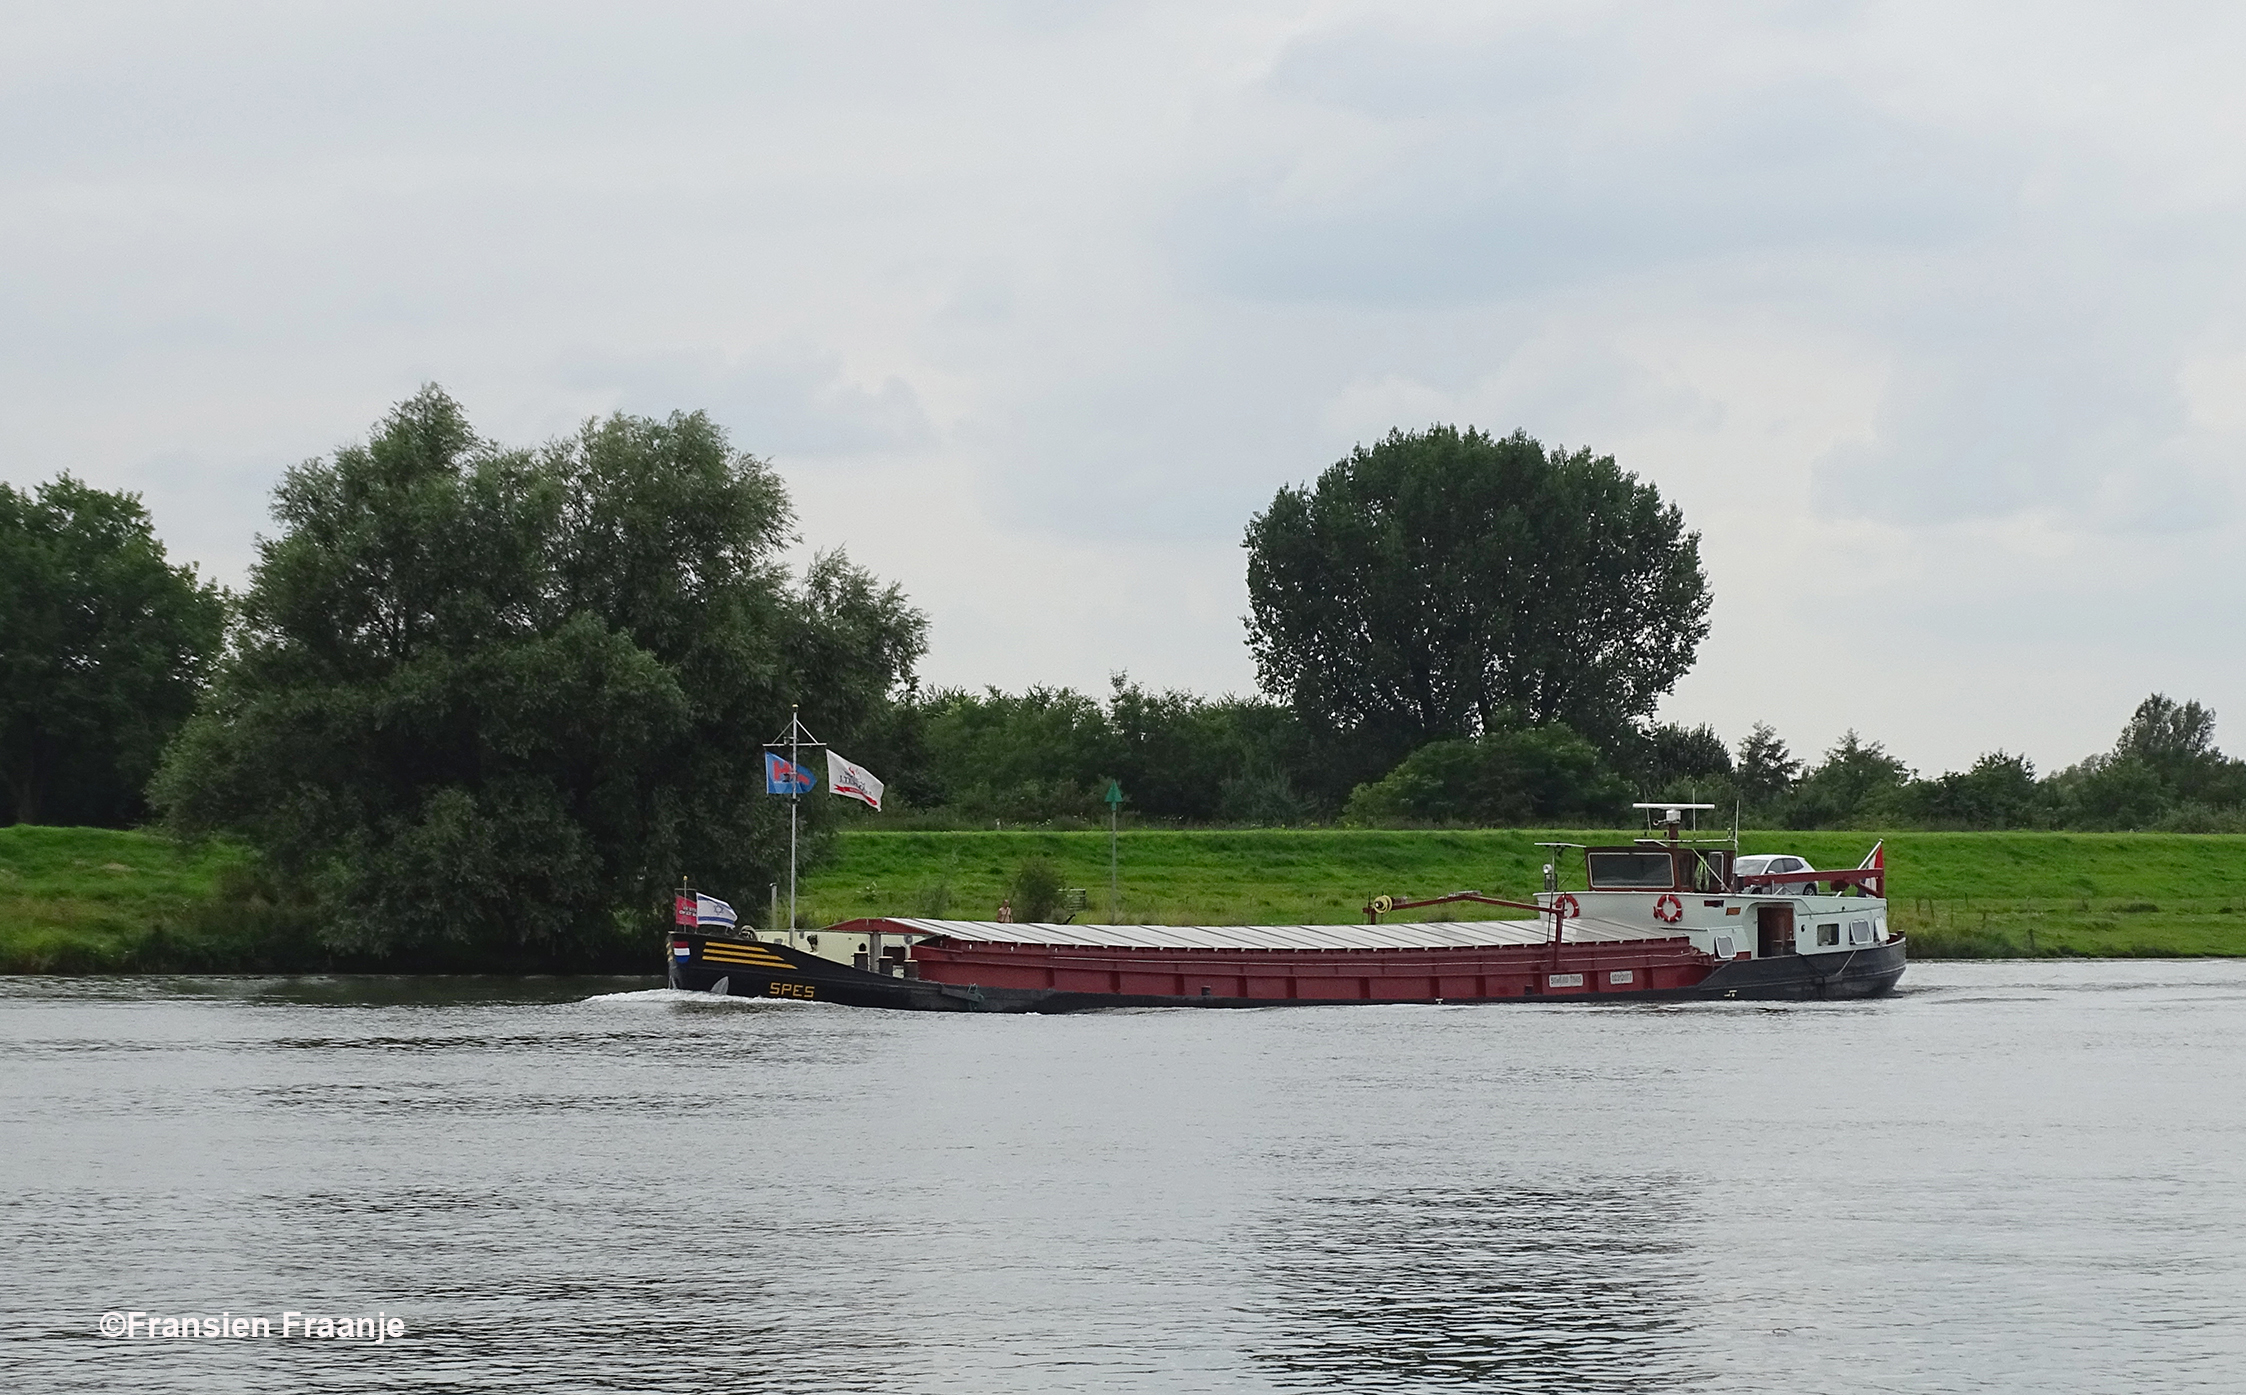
[{"x1": 154, "y1": 387, "x2": 924, "y2": 963}]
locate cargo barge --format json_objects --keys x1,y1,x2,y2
[{"x1": 665, "y1": 808, "x2": 1905, "y2": 1012}]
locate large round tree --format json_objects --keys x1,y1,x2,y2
[{"x1": 1243, "y1": 426, "x2": 1710, "y2": 784}]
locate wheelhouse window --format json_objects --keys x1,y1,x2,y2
[
  {"x1": 1587, "y1": 851, "x2": 1676, "y2": 889},
  {"x1": 1687, "y1": 850, "x2": 1731, "y2": 893}
]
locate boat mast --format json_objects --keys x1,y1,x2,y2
[
  {"x1": 764, "y1": 705, "x2": 825, "y2": 947},
  {"x1": 790, "y1": 703, "x2": 799, "y2": 936}
]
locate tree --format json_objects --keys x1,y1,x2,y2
[
  {"x1": 910, "y1": 685, "x2": 1119, "y2": 821},
  {"x1": 2116, "y1": 693, "x2": 2217, "y2": 771},
  {"x1": 1908, "y1": 751, "x2": 2046, "y2": 829},
  {"x1": 1628, "y1": 721, "x2": 1732, "y2": 791},
  {"x1": 1342, "y1": 723, "x2": 1629, "y2": 826},
  {"x1": 2035, "y1": 693, "x2": 2246, "y2": 829},
  {"x1": 2050, "y1": 754, "x2": 2169, "y2": 830},
  {"x1": 1786, "y1": 730, "x2": 1912, "y2": 828},
  {"x1": 1733, "y1": 722, "x2": 1800, "y2": 809},
  {"x1": 879, "y1": 675, "x2": 1312, "y2": 825},
  {"x1": 2111, "y1": 692, "x2": 2241, "y2": 802},
  {"x1": 0, "y1": 476, "x2": 226, "y2": 826},
  {"x1": 1243, "y1": 426, "x2": 1710, "y2": 783},
  {"x1": 1106, "y1": 675, "x2": 1308, "y2": 823},
  {"x1": 152, "y1": 387, "x2": 924, "y2": 963}
]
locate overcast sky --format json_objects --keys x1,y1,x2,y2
[{"x1": 8, "y1": 2, "x2": 2245, "y2": 776}]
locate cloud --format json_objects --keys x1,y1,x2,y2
[
  {"x1": 1180, "y1": 18, "x2": 2010, "y2": 305},
  {"x1": 1168, "y1": 8, "x2": 2246, "y2": 550},
  {"x1": 550, "y1": 346, "x2": 937, "y2": 460},
  {"x1": 8, "y1": 1, "x2": 2246, "y2": 775}
]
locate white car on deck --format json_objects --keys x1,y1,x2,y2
[{"x1": 1735, "y1": 853, "x2": 1817, "y2": 896}]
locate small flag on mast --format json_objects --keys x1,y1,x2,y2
[
  {"x1": 676, "y1": 893, "x2": 738, "y2": 929},
  {"x1": 826, "y1": 750, "x2": 884, "y2": 811},
  {"x1": 764, "y1": 752, "x2": 815, "y2": 794}
]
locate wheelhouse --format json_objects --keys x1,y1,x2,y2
[
  {"x1": 1584, "y1": 845, "x2": 1735, "y2": 893},
  {"x1": 1576, "y1": 803, "x2": 1736, "y2": 894}
]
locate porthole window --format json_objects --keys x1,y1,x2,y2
[{"x1": 1817, "y1": 923, "x2": 1840, "y2": 947}]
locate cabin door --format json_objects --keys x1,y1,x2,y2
[{"x1": 1756, "y1": 905, "x2": 1795, "y2": 957}]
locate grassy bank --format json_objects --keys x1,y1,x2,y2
[
  {"x1": 11, "y1": 825, "x2": 2246, "y2": 970},
  {"x1": 0, "y1": 826, "x2": 635, "y2": 974},
  {"x1": 801, "y1": 828, "x2": 2246, "y2": 959},
  {"x1": 0, "y1": 825, "x2": 269, "y2": 972}
]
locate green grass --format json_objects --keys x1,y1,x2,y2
[
  {"x1": 801, "y1": 828, "x2": 2246, "y2": 959},
  {"x1": 14, "y1": 824, "x2": 2246, "y2": 970},
  {"x1": 0, "y1": 825, "x2": 262, "y2": 971}
]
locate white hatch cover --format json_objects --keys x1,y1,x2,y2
[{"x1": 870, "y1": 918, "x2": 1673, "y2": 951}]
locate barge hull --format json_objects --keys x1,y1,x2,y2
[{"x1": 666, "y1": 933, "x2": 1906, "y2": 1012}]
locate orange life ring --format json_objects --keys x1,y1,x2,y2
[
  {"x1": 1654, "y1": 893, "x2": 1684, "y2": 923},
  {"x1": 1553, "y1": 894, "x2": 1580, "y2": 919}
]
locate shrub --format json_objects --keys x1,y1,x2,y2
[
  {"x1": 1010, "y1": 857, "x2": 1063, "y2": 922},
  {"x1": 1343, "y1": 724, "x2": 1629, "y2": 826}
]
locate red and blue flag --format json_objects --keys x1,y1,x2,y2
[{"x1": 764, "y1": 752, "x2": 815, "y2": 794}]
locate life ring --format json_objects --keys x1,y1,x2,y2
[
  {"x1": 1553, "y1": 894, "x2": 1580, "y2": 919},
  {"x1": 1654, "y1": 893, "x2": 1684, "y2": 923}
]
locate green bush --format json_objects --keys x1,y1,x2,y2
[
  {"x1": 1010, "y1": 856, "x2": 1063, "y2": 922},
  {"x1": 1343, "y1": 724, "x2": 1629, "y2": 826}
]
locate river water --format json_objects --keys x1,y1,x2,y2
[{"x1": 3, "y1": 961, "x2": 2242, "y2": 1393}]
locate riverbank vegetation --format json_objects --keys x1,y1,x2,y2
[
  {"x1": 13, "y1": 825, "x2": 2246, "y2": 970},
  {"x1": 847, "y1": 687, "x2": 2246, "y2": 836},
  {"x1": 11, "y1": 399, "x2": 2246, "y2": 969},
  {"x1": 0, "y1": 825, "x2": 264, "y2": 972}
]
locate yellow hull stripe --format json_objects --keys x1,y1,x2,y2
[{"x1": 700, "y1": 947, "x2": 786, "y2": 960}]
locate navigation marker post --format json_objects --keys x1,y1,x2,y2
[{"x1": 1105, "y1": 780, "x2": 1124, "y2": 920}]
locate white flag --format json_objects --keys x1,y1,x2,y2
[{"x1": 826, "y1": 750, "x2": 884, "y2": 811}]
